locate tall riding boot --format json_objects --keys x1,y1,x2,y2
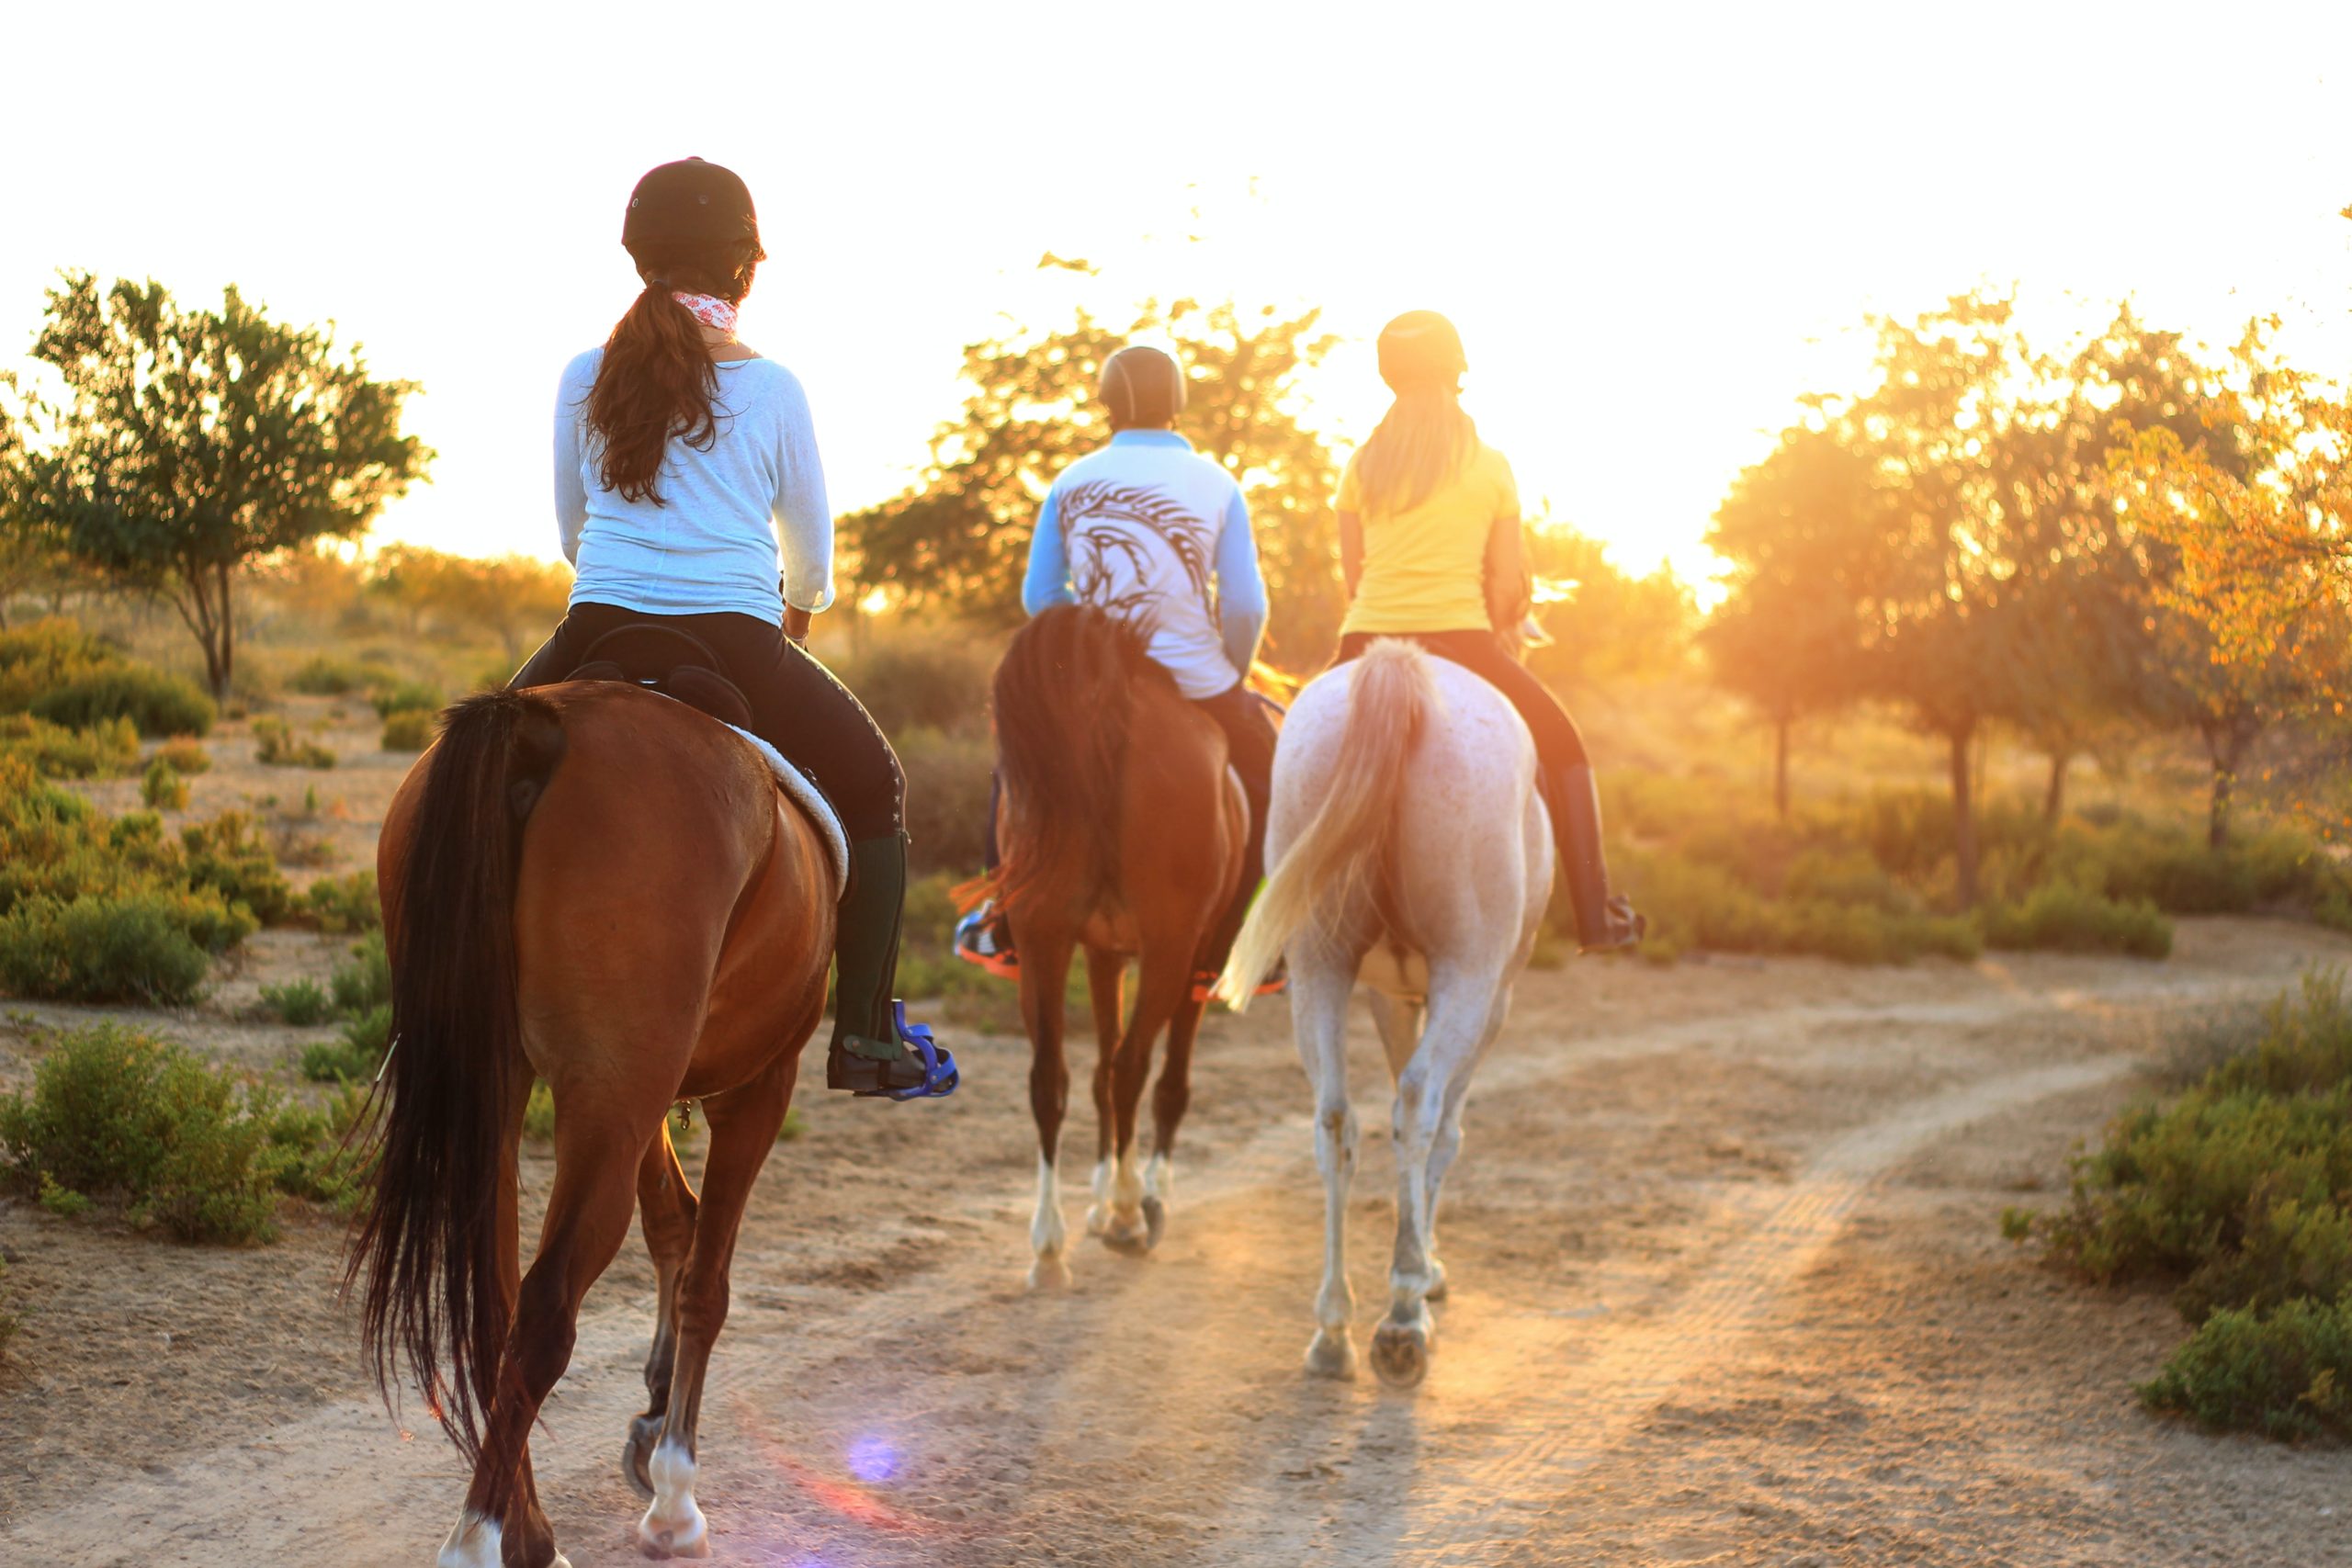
[
  {"x1": 827, "y1": 832, "x2": 957, "y2": 1099},
  {"x1": 1548, "y1": 763, "x2": 1645, "y2": 953}
]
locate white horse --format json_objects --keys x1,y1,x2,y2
[{"x1": 1216, "y1": 637, "x2": 1552, "y2": 1387}]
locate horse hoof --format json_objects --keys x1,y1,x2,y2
[
  {"x1": 1099, "y1": 1213, "x2": 1153, "y2": 1255},
  {"x1": 1028, "y1": 1251, "x2": 1073, "y2": 1291},
  {"x1": 1304, "y1": 1327, "x2": 1357, "y2": 1381},
  {"x1": 1370, "y1": 1322, "x2": 1430, "y2": 1389},
  {"x1": 638, "y1": 1522, "x2": 710, "y2": 1560},
  {"x1": 622, "y1": 1417, "x2": 660, "y2": 1500},
  {"x1": 1084, "y1": 1203, "x2": 1109, "y2": 1237},
  {"x1": 1141, "y1": 1193, "x2": 1167, "y2": 1249}
]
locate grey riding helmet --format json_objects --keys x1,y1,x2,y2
[
  {"x1": 622, "y1": 157, "x2": 759, "y2": 250},
  {"x1": 1100, "y1": 344, "x2": 1187, "y2": 427}
]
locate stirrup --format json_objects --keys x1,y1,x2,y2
[
  {"x1": 830, "y1": 1002, "x2": 959, "y2": 1101},
  {"x1": 1194, "y1": 959, "x2": 1286, "y2": 1005},
  {"x1": 952, "y1": 906, "x2": 1020, "y2": 981}
]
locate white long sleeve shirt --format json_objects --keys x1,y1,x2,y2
[{"x1": 554, "y1": 347, "x2": 834, "y2": 623}]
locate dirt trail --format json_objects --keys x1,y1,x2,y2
[{"x1": 4, "y1": 917, "x2": 2348, "y2": 1567}]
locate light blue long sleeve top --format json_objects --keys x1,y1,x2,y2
[{"x1": 1022, "y1": 429, "x2": 1266, "y2": 697}]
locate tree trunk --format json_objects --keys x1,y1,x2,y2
[
  {"x1": 2043, "y1": 750, "x2": 2070, "y2": 824},
  {"x1": 1950, "y1": 724, "x2": 1979, "y2": 908},
  {"x1": 1773, "y1": 716, "x2": 1791, "y2": 822},
  {"x1": 214, "y1": 562, "x2": 235, "y2": 700},
  {"x1": 2204, "y1": 721, "x2": 2255, "y2": 850}
]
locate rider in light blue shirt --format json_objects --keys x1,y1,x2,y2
[{"x1": 959, "y1": 345, "x2": 1281, "y2": 999}]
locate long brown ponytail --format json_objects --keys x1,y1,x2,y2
[{"x1": 585, "y1": 239, "x2": 763, "y2": 503}]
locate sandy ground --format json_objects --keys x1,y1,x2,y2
[{"x1": 0, "y1": 710, "x2": 2346, "y2": 1566}]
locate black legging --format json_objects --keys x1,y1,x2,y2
[
  {"x1": 1334, "y1": 629, "x2": 1590, "y2": 773},
  {"x1": 513, "y1": 602, "x2": 904, "y2": 840}
]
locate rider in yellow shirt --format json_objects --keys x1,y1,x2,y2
[{"x1": 1334, "y1": 310, "x2": 1642, "y2": 952}]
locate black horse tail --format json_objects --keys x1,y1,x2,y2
[
  {"x1": 987, "y1": 604, "x2": 1166, "y2": 919},
  {"x1": 347, "y1": 688, "x2": 566, "y2": 1461}
]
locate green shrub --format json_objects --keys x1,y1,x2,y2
[
  {"x1": 31, "y1": 666, "x2": 214, "y2": 738},
  {"x1": 379, "y1": 707, "x2": 435, "y2": 750},
  {"x1": 141, "y1": 755, "x2": 189, "y2": 810},
  {"x1": 523, "y1": 1080, "x2": 555, "y2": 1141},
  {"x1": 300, "y1": 1032, "x2": 380, "y2": 1085},
  {"x1": 330, "y1": 931, "x2": 390, "y2": 1017},
  {"x1": 0, "y1": 617, "x2": 118, "y2": 710},
  {"x1": 0, "y1": 713, "x2": 141, "y2": 778},
  {"x1": 0, "y1": 892, "x2": 241, "y2": 1005},
  {"x1": 0, "y1": 1023, "x2": 348, "y2": 1242},
  {"x1": 1982, "y1": 883, "x2": 2172, "y2": 958},
  {"x1": 2140, "y1": 1292, "x2": 2352, "y2": 1441},
  {"x1": 253, "y1": 716, "x2": 335, "y2": 769},
  {"x1": 286, "y1": 655, "x2": 369, "y2": 695},
  {"x1": 179, "y1": 811, "x2": 293, "y2": 924},
  {"x1": 896, "y1": 726, "x2": 994, "y2": 876},
  {"x1": 260, "y1": 977, "x2": 334, "y2": 1026},
  {"x1": 368, "y1": 679, "x2": 442, "y2": 719},
  {"x1": 300, "y1": 871, "x2": 381, "y2": 933},
  {"x1": 154, "y1": 737, "x2": 210, "y2": 775},
  {"x1": 832, "y1": 639, "x2": 996, "y2": 738}
]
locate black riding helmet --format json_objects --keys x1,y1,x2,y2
[
  {"x1": 1100, "y1": 344, "x2": 1187, "y2": 428},
  {"x1": 622, "y1": 157, "x2": 760, "y2": 252}
]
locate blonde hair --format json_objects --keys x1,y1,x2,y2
[{"x1": 1354, "y1": 310, "x2": 1476, "y2": 516}]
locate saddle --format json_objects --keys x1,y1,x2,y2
[{"x1": 566, "y1": 625, "x2": 850, "y2": 892}]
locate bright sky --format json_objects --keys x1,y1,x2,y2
[{"x1": 8, "y1": 2, "x2": 2350, "y2": 589}]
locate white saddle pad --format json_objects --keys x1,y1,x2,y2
[{"x1": 724, "y1": 723, "x2": 851, "y2": 896}]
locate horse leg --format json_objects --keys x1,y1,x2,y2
[
  {"x1": 1100, "y1": 947, "x2": 1188, "y2": 1254},
  {"x1": 1021, "y1": 927, "x2": 1080, "y2": 1286},
  {"x1": 1295, "y1": 964, "x2": 1360, "y2": 1379},
  {"x1": 1419, "y1": 989, "x2": 1509, "y2": 1306},
  {"x1": 1365, "y1": 991, "x2": 1440, "y2": 1299},
  {"x1": 438, "y1": 1100, "x2": 658, "y2": 1568},
  {"x1": 1144, "y1": 992, "x2": 1206, "y2": 1243},
  {"x1": 1371, "y1": 970, "x2": 1497, "y2": 1390},
  {"x1": 625, "y1": 1122, "x2": 700, "y2": 1498},
  {"x1": 1081, "y1": 943, "x2": 1124, "y2": 1240},
  {"x1": 635, "y1": 1058, "x2": 794, "y2": 1560}
]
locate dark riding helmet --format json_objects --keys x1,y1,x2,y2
[
  {"x1": 1376, "y1": 310, "x2": 1468, "y2": 393},
  {"x1": 1100, "y1": 344, "x2": 1188, "y2": 428},
  {"x1": 622, "y1": 157, "x2": 760, "y2": 253}
]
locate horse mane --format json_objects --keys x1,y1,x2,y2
[{"x1": 983, "y1": 604, "x2": 1171, "y2": 919}]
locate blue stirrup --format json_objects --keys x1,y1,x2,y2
[{"x1": 865, "y1": 1002, "x2": 958, "y2": 1101}]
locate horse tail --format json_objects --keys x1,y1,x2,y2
[
  {"x1": 982, "y1": 604, "x2": 1164, "y2": 919},
  {"x1": 1216, "y1": 639, "x2": 1435, "y2": 1012},
  {"x1": 348, "y1": 688, "x2": 566, "y2": 1462}
]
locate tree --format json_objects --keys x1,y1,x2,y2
[
  {"x1": 7, "y1": 274, "x2": 430, "y2": 694},
  {"x1": 841, "y1": 291, "x2": 1344, "y2": 664},
  {"x1": 1519, "y1": 520, "x2": 1694, "y2": 692},
  {"x1": 1702, "y1": 425, "x2": 1880, "y2": 818},
  {"x1": 2105, "y1": 322, "x2": 2352, "y2": 844}
]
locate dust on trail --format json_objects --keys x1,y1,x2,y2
[{"x1": 3, "y1": 918, "x2": 2346, "y2": 1568}]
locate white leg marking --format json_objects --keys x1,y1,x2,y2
[
  {"x1": 638, "y1": 1438, "x2": 710, "y2": 1558},
  {"x1": 1143, "y1": 1150, "x2": 1174, "y2": 1208},
  {"x1": 436, "y1": 1510, "x2": 502, "y2": 1568},
  {"x1": 1029, "y1": 1153, "x2": 1071, "y2": 1288},
  {"x1": 1084, "y1": 1156, "x2": 1112, "y2": 1235}
]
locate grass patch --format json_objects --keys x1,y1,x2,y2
[
  {"x1": 0, "y1": 713, "x2": 141, "y2": 778},
  {"x1": 141, "y1": 754, "x2": 189, "y2": 809},
  {"x1": 253, "y1": 716, "x2": 335, "y2": 770},
  {"x1": 2009, "y1": 970, "x2": 2352, "y2": 1439},
  {"x1": 0, "y1": 1022, "x2": 363, "y2": 1241},
  {"x1": 154, "y1": 737, "x2": 211, "y2": 775},
  {"x1": 379, "y1": 706, "x2": 435, "y2": 751},
  {"x1": 260, "y1": 977, "x2": 334, "y2": 1027},
  {"x1": 368, "y1": 679, "x2": 442, "y2": 719}
]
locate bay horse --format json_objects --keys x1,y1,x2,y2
[
  {"x1": 975, "y1": 604, "x2": 1248, "y2": 1287},
  {"x1": 1216, "y1": 638, "x2": 1552, "y2": 1387},
  {"x1": 354, "y1": 681, "x2": 839, "y2": 1565}
]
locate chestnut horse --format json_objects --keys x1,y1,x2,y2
[
  {"x1": 977, "y1": 605, "x2": 1247, "y2": 1287},
  {"x1": 353, "y1": 682, "x2": 838, "y2": 1566}
]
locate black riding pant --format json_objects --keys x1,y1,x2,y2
[
  {"x1": 512, "y1": 602, "x2": 904, "y2": 840},
  {"x1": 1334, "y1": 629, "x2": 1591, "y2": 773}
]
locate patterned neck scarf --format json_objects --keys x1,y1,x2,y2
[{"x1": 670, "y1": 291, "x2": 739, "y2": 334}]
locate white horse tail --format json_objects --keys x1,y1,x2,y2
[{"x1": 1216, "y1": 639, "x2": 1436, "y2": 1012}]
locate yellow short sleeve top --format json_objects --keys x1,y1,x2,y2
[{"x1": 1337, "y1": 440, "x2": 1520, "y2": 637}]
